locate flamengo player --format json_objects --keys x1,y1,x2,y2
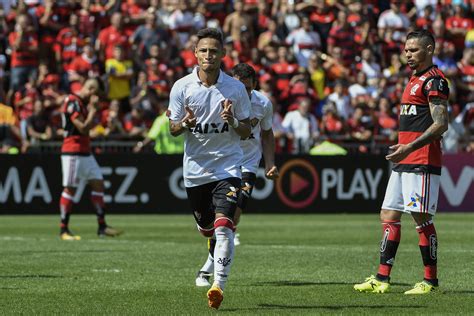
[
  {"x1": 59, "y1": 78, "x2": 122, "y2": 240},
  {"x1": 195, "y1": 63, "x2": 279, "y2": 287},
  {"x1": 354, "y1": 30, "x2": 449, "y2": 294},
  {"x1": 168, "y1": 28, "x2": 251, "y2": 309}
]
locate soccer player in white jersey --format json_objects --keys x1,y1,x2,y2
[
  {"x1": 168, "y1": 28, "x2": 251, "y2": 310},
  {"x1": 195, "y1": 63, "x2": 279, "y2": 288}
]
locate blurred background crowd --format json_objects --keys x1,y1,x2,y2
[{"x1": 0, "y1": 0, "x2": 473, "y2": 155}]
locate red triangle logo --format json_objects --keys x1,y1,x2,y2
[{"x1": 290, "y1": 172, "x2": 310, "y2": 196}]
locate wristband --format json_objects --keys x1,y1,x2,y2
[{"x1": 231, "y1": 117, "x2": 239, "y2": 128}]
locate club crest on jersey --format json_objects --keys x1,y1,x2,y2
[
  {"x1": 425, "y1": 79, "x2": 434, "y2": 91},
  {"x1": 250, "y1": 118, "x2": 259, "y2": 128},
  {"x1": 410, "y1": 83, "x2": 420, "y2": 95},
  {"x1": 189, "y1": 122, "x2": 229, "y2": 134},
  {"x1": 400, "y1": 104, "x2": 417, "y2": 115}
]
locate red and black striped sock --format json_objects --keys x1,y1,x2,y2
[
  {"x1": 60, "y1": 191, "x2": 74, "y2": 233},
  {"x1": 91, "y1": 191, "x2": 106, "y2": 229},
  {"x1": 377, "y1": 220, "x2": 401, "y2": 281},
  {"x1": 417, "y1": 220, "x2": 438, "y2": 286}
]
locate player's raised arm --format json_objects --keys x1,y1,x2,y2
[
  {"x1": 70, "y1": 95, "x2": 99, "y2": 135},
  {"x1": 220, "y1": 99, "x2": 251, "y2": 139},
  {"x1": 170, "y1": 106, "x2": 196, "y2": 137}
]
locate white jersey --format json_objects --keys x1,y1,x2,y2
[
  {"x1": 240, "y1": 90, "x2": 273, "y2": 174},
  {"x1": 168, "y1": 67, "x2": 251, "y2": 187}
]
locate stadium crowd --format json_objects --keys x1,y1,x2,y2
[{"x1": 0, "y1": 0, "x2": 473, "y2": 154}]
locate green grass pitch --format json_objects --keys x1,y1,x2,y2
[{"x1": 0, "y1": 214, "x2": 473, "y2": 315}]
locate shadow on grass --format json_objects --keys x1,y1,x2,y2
[
  {"x1": 443, "y1": 290, "x2": 474, "y2": 294},
  {"x1": 252, "y1": 280, "x2": 411, "y2": 287},
  {"x1": 0, "y1": 275, "x2": 63, "y2": 279},
  {"x1": 223, "y1": 304, "x2": 425, "y2": 311}
]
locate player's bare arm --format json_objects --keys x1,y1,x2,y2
[
  {"x1": 386, "y1": 97, "x2": 448, "y2": 163},
  {"x1": 261, "y1": 128, "x2": 279, "y2": 179},
  {"x1": 220, "y1": 99, "x2": 251, "y2": 139},
  {"x1": 70, "y1": 96, "x2": 99, "y2": 135},
  {"x1": 170, "y1": 106, "x2": 196, "y2": 137}
]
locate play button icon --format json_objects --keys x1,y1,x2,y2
[
  {"x1": 290, "y1": 172, "x2": 310, "y2": 196},
  {"x1": 276, "y1": 159, "x2": 320, "y2": 209}
]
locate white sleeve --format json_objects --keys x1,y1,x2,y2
[
  {"x1": 282, "y1": 112, "x2": 293, "y2": 132},
  {"x1": 310, "y1": 115, "x2": 319, "y2": 133},
  {"x1": 377, "y1": 11, "x2": 387, "y2": 28},
  {"x1": 260, "y1": 99, "x2": 273, "y2": 131},
  {"x1": 234, "y1": 85, "x2": 251, "y2": 120},
  {"x1": 168, "y1": 82, "x2": 185, "y2": 121}
]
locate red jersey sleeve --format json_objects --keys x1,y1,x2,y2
[{"x1": 66, "y1": 99, "x2": 82, "y2": 120}]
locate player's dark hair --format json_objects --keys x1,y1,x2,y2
[
  {"x1": 231, "y1": 63, "x2": 257, "y2": 82},
  {"x1": 196, "y1": 28, "x2": 224, "y2": 46},
  {"x1": 407, "y1": 30, "x2": 436, "y2": 50}
]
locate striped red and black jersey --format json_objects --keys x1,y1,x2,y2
[
  {"x1": 394, "y1": 65, "x2": 449, "y2": 175},
  {"x1": 61, "y1": 94, "x2": 91, "y2": 155}
]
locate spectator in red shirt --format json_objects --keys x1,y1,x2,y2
[
  {"x1": 270, "y1": 45, "x2": 299, "y2": 99},
  {"x1": 180, "y1": 35, "x2": 198, "y2": 73},
  {"x1": 38, "y1": 0, "x2": 73, "y2": 63},
  {"x1": 68, "y1": 43, "x2": 101, "y2": 93},
  {"x1": 8, "y1": 14, "x2": 39, "y2": 95},
  {"x1": 96, "y1": 12, "x2": 132, "y2": 62},
  {"x1": 54, "y1": 13, "x2": 86, "y2": 88},
  {"x1": 123, "y1": 105, "x2": 148, "y2": 139},
  {"x1": 320, "y1": 101, "x2": 345, "y2": 138},
  {"x1": 327, "y1": 9, "x2": 358, "y2": 68},
  {"x1": 121, "y1": 0, "x2": 148, "y2": 30},
  {"x1": 347, "y1": 106, "x2": 373, "y2": 143},
  {"x1": 456, "y1": 48, "x2": 474, "y2": 105},
  {"x1": 445, "y1": 4, "x2": 473, "y2": 57},
  {"x1": 373, "y1": 97, "x2": 398, "y2": 141},
  {"x1": 13, "y1": 75, "x2": 38, "y2": 140}
]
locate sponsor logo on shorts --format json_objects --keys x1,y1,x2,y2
[
  {"x1": 226, "y1": 186, "x2": 238, "y2": 203},
  {"x1": 407, "y1": 193, "x2": 422, "y2": 208}
]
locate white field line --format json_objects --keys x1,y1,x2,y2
[{"x1": 0, "y1": 236, "x2": 473, "y2": 253}]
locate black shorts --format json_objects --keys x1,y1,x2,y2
[
  {"x1": 237, "y1": 172, "x2": 257, "y2": 210},
  {"x1": 186, "y1": 177, "x2": 241, "y2": 229}
]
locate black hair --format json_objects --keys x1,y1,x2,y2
[
  {"x1": 231, "y1": 63, "x2": 257, "y2": 82},
  {"x1": 196, "y1": 28, "x2": 224, "y2": 46},
  {"x1": 407, "y1": 30, "x2": 436, "y2": 50}
]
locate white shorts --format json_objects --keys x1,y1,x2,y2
[
  {"x1": 381, "y1": 170, "x2": 440, "y2": 215},
  {"x1": 61, "y1": 155, "x2": 103, "y2": 187}
]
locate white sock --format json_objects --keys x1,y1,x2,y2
[
  {"x1": 200, "y1": 253, "x2": 214, "y2": 274},
  {"x1": 213, "y1": 226, "x2": 234, "y2": 291}
]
